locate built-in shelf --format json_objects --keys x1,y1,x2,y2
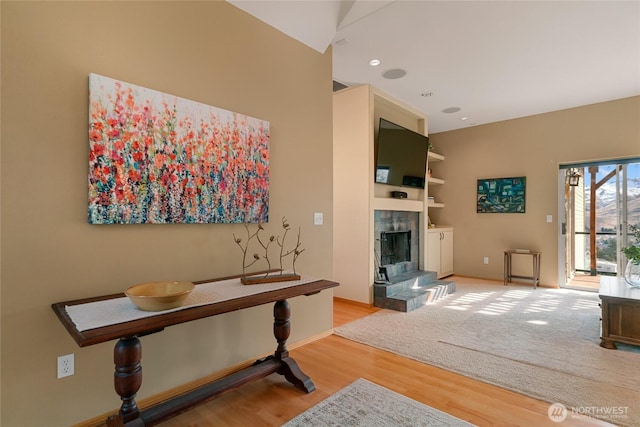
[
  {"x1": 427, "y1": 152, "x2": 444, "y2": 209},
  {"x1": 374, "y1": 197, "x2": 424, "y2": 212},
  {"x1": 428, "y1": 151, "x2": 444, "y2": 162},
  {"x1": 334, "y1": 84, "x2": 451, "y2": 305}
]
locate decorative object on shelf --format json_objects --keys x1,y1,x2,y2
[
  {"x1": 477, "y1": 176, "x2": 526, "y2": 213},
  {"x1": 234, "y1": 217, "x2": 304, "y2": 285},
  {"x1": 88, "y1": 74, "x2": 270, "y2": 224},
  {"x1": 622, "y1": 224, "x2": 640, "y2": 288},
  {"x1": 566, "y1": 168, "x2": 581, "y2": 187},
  {"x1": 125, "y1": 281, "x2": 194, "y2": 311}
]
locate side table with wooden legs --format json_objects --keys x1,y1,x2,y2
[{"x1": 504, "y1": 249, "x2": 541, "y2": 288}]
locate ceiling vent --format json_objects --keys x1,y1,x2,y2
[{"x1": 382, "y1": 69, "x2": 407, "y2": 80}]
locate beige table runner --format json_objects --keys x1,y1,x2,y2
[{"x1": 66, "y1": 274, "x2": 319, "y2": 332}]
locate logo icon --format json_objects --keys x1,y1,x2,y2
[{"x1": 548, "y1": 403, "x2": 568, "y2": 422}]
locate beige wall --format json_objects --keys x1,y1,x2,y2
[
  {"x1": 1, "y1": 2, "x2": 334, "y2": 425},
  {"x1": 430, "y1": 96, "x2": 640, "y2": 285}
]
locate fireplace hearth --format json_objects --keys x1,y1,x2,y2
[{"x1": 373, "y1": 210, "x2": 455, "y2": 312}]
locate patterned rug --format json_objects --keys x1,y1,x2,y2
[
  {"x1": 334, "y1": 279, "x2": 640, "y2": 427},
  {"x1": 283, "y1": 378, "x2": 474, "y2": 426}
]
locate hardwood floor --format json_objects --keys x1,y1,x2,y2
[
  {"x1": 332, "y1": 296, "x2": 381, "y2": 327},
  {"x1": 158, "y1": 292, "x2": 612, "y2": 427},
  {"x1": 567, "y1": 273, "x2": 602, "y2": 291}
]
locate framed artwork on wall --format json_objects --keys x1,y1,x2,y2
[
  {"x1": 87, "y1": 74, "x2": 270, "y2": 224},
  {"x1": 477, "y1": 176, "x2": 526, "y2": 213}
]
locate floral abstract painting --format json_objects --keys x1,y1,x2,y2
[{"x1": 88, "y1": 74, "x2": 269, "y2": 224}]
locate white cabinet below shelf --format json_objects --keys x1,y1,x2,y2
[{"x1": 427, "y1": 228, "x2": 453, "y2": 278}]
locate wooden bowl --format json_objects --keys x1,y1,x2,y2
[{"x1": 125, "y1": 281, "x2": 194, "y2": 312}]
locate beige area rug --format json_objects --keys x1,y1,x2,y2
[
  {"x1": 283, "y1": 378, "x2": 474, "y2": 426},
  {"x1": 334, "y1": 279, "x2": 640, "y2": 427}
]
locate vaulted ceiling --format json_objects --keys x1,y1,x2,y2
[{"x1": 229, "y1": 1, "x2": 640, "y2": 133}]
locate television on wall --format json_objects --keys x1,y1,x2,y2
[{"x1": 375, "y1": 118, "x2": 430, "y2": 189}]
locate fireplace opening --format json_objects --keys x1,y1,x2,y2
[{"x1": 380, "y1": 230, "x2": 411, "y2": 266}]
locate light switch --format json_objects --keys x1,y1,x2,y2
[
  {"x1": 314, "y1": 212, "x2": 323, "y2": 225},
  {"x1": 546, "y1": 215, "x2": 553, "y2": 223}
]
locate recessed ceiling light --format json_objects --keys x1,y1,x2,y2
[
  {"x1": 369, "y1": 59, "x2": 381, "y2": 66},
  {"x1": 461, "y1": 117, "x2": 468, "y2": 121},
  {"x1": 442, "y1": 107, "x2": 461, "y2": 114},
  {"x1": 382, "y1": 69, "x2": 407, "y2": 79}
]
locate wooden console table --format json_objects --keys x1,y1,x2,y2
[
  {"x1": 504, "y1": 249, "x2": 541, "y2": 288},
  {"x1": 52, "y1": 274, "x2": 338, "y2": 426},
  {"x1": 599, "y1": 276, "x2": 640, "y2": 349}
]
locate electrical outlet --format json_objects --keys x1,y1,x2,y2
[
  {"x1": 313, "y1": 212, "x2": 323, "y2": 225},
  {"x1": 57, "y1": 353, "x2": 74, "y2": 378},
  {"x1": 483, "y1": 257, "x2": 489, "y2": 265}
]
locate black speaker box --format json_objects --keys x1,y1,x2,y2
[{"x1": 391, "y1": 191, "x2": 408, "y2": 199}]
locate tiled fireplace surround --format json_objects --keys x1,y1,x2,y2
[{"x1": 374, "y1": 210, "x2": 420, "y2": 278}]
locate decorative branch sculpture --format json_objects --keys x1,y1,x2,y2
[
  {"x1": 233, "y1": 225, "x2": 262, "y2": 276},
  {"x1": 292, "y1": 229, "x2": 305, "y2": 275},
  {"x1": 233, "y1": 217, "x2": 304, "y2": 285},
  {"x1": 275, "y1": 217, "x2": 305, "y2": 275}
]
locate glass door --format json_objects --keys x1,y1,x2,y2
[{"x1": 562, "y1": 160, "x2": 640, "y2": 290}]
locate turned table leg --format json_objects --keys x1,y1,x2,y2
[
  {"x1": 272, "y1": 300, "x2": 315, "y2": 393},
  {"x1": 107, "y1": 336, "x2": 143, "y2": 426},
  {"x1": 273, "y1": 299, "x2": 291, "y2": 359}
]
